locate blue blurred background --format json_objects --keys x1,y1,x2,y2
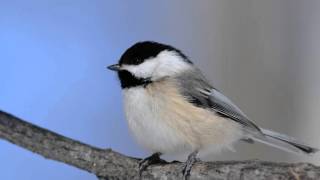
[{"x1": 1, "y1": 0, "x2": 319, "y2": 179}]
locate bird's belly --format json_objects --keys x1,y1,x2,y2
[
  {"x1": 123, "y1": 88, "x2": 191, "y2": 153},
  {"x1": 122, "y1": 83, "x2": 242, "y2": 154}
]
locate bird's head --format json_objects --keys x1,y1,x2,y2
[{"x1": 108, "y1": 41, "x2": 193, "y2": 89}]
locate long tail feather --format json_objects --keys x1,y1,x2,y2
[{"x1": 249, "y1": 128, "x2": 318, "y2": 155}]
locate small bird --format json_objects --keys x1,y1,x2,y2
[{"x1": 108, "y1": 41, "x2": 318, "y2": 179}]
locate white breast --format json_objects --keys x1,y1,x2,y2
[
  {"x1": 123, "y1": 87, "x2": 191, "y2": 153},
  {"x1": 122, "y1": 81, "x2": 243, "y2": 154}
]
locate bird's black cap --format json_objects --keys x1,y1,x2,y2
[{"x1": 118, "y1": 41, "x2": 191, "y2": 65}]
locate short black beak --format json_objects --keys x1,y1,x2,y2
[{"x1": 107, "y1": 64, "x2": 120, "y2": 71}]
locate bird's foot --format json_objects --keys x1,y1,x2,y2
[
  {"x1": 182, "y1": 150, "x2": 199, "y2": 180},
  {"x1": 138, "y1": 152, "x2": 165, "y2": 178}
]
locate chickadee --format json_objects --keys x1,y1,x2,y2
[{"x1": 108, "y1": 41, "x2": 318, "y2": 179}]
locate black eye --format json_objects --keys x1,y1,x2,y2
[{"x1": 134, "y1": 58, "x2": 143, "y2": 64}]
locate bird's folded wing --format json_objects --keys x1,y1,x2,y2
[{"x1": 176, "y1": 69, "x2": 261, "y2": 132}]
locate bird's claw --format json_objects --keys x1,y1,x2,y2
[
  {"x1": 138, "y1": 152, "x2": 164, "y2": 178},
  {"x1": 182, "y1": 150, "x2": 199, "y2": 180}
]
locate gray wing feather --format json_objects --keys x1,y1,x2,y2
[
  {"x1": 175, "y1": 69, "x2": 318, "y2": 154},
  {"x1": 175, "y1": 69, "x2": 261, "y2": 132},
  {"x1": 208, "y1": 88, "x2": 261, "y2": 131}
]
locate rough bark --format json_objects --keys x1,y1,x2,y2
[{"x1": 0, "y1": 110, "x2": 319, "y2": 180}]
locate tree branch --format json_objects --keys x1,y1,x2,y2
[{"x1": 0, "y1": 110, "x2": 319, "y2": 180}]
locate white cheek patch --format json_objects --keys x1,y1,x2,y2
[
  {"x1": 121, "y1": 50, "x2": 192, "y2": 80},
  {"x1": 121, "y1": 59, "x2": 159, "y2": 79},
  {"x1": 153, "y1": 51, "x2": 191, "y2": 79}
]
